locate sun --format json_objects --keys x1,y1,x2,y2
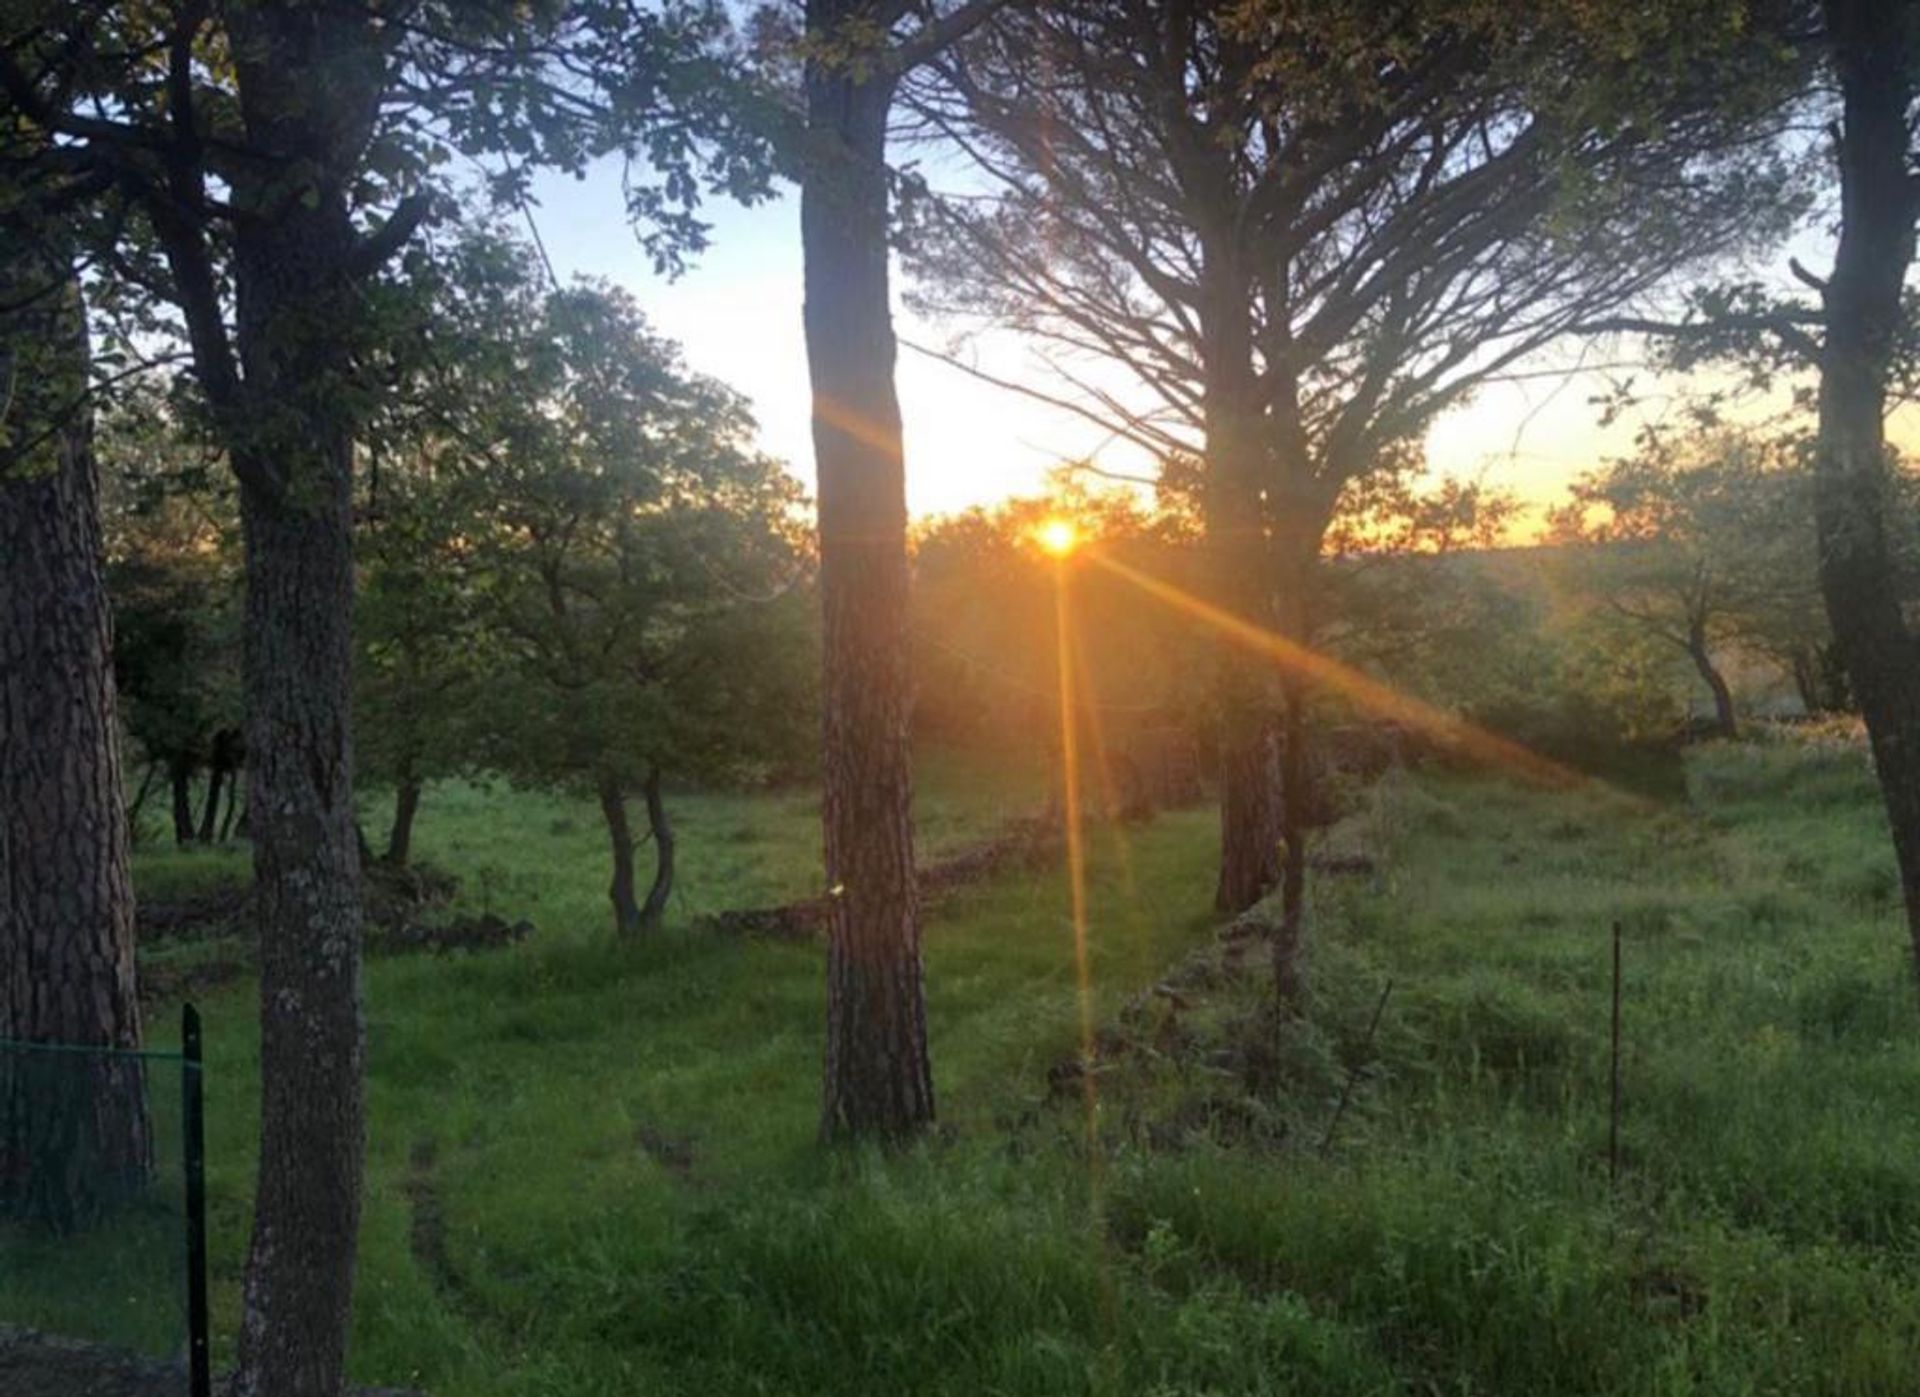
[{"x1": 1035, "y1": 517, "x2": 1081, "y2": 558}]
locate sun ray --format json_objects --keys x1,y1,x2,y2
[
  {"x1": 1051, "y1": 556, "x2": 1104, "y2": 1196},
  {"x1": 1069, "y1": 617, "x2": 1142, "y2": 910},
  {"x1": 1087, "y1": 548, "x2": 1606, "y2": 797}
]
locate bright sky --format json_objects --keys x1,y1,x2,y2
[{"x1": 524, "y1": 160, "x2": 1788, "y2": 528}]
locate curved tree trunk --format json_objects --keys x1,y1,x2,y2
[
  {"x1": 1686, "y1": 634, "x2": 1738, "y2": 739},
  {"x1": 639, "y1": 764, "x2": 675, "y2": 933},
  {"x1": 385, "y1": 771, "x2": 422, "y2": 868},
  {"x1": 598, "y1": 771, "x2": 641, "y2": 937},
  {"x1": 803, "y1": 15, "x2": 935, "y2": 1143},
  {"x1": 0, "y1": 243, "x2": 148, "y2": 1230},
  {"x1": 1814, "y1": 0, "x2": 1920, "y2": 987}
]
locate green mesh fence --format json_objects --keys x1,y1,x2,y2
[{"x1": 0, "y1": 1009, "x2": 206, "y2": 1395}]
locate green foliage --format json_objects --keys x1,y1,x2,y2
[{"x1": 97, "y1": 388, "x2": 242, "y2": 786}]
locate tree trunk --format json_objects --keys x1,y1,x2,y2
[
  {"x1": 1201, "y1": 248, "x2": 1284, "y2": 915},
  {"x1": 223, "y1": 132, "x2": 369, "y2": 1397},
  {"x1": 126, "y1": 760, "x2": 162, "y2": 846},
  {"x1": 169, "y1": 757, "x2": 195, "y2": 847},
  {"x1": 1814, "y1": 0, "x2": 1920, "y2": 985},
  {"x1": 197, "y1": 762, "x2": 225, "y2": 844},
  {"x1": 803, "y1": 14, "x2": 936, "y2": 1143},
  {"x1": 385, "y1": 772, "x2": 422, "y2": 869},
  {"x1": 1686, "y1": 633, "x2": 1738, "y2": 739},
  {"x1": 219, "y1": 773, "x2": 241, "y2": 843},
  {"x1": 0, "y1": 243, "x2": 148, "y2": 1230},
  {"x1": 598, "y1": 771, "x2": 641, "y2": 937},
  {"x1": 639, "y1": 764, "x2": 675, "y2": 933}
]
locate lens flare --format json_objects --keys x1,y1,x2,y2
[
  {"x1": 1036, "y1": 517, "x2": 1081, "y2": 558},
  {"x1": 1088, "y1": 550, "x2": 1605, "y2": 796}
]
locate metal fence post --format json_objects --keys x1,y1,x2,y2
[{"x1": 182, "y1": 1004, "x2": 210, "y2": 1397}]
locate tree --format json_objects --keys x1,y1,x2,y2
[
  {"x1": 774, "y1": 0, "x2": 1003, "y2": 1143},
  {"x1": 2, "y1": 5, "x2": 772, "y2": 1387},
  {"x1": 909, "y1": 0, "x2": 1802, "y2": 1000},
  {"x1": 0, "y1": 222, "x2": 148, "y2": 1229},
  {"x1": 1547, "y1": 432, "x2": 1811, "y2": 738},
  {"x1": 1810, "y1": 0, "x2": 1920, "y2": 979},
  {"x1": 97, "y1": 389, "x2": 244, "y2": 846},
  {"x1": 408, "y1": 238, "x2": 814, "y2": 935},
  {"x1": 1595, "y1": 0, "x2": 1920, "y2": 979},
  {"x1": 354, "y1": 436, "x2": 485, "y2": 869}
]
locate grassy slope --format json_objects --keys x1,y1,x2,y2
[{"x1": 124, "y1": 735, "x2": 1920, "y2": 1395}]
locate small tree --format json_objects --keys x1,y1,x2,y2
[
  {"x1": 424, "y1": 245, "x2": 813, "y2": 934},
  {"x1": 1548, "y1": 432, "x2": 1811, "y2": 738}
]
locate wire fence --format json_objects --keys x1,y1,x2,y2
[{"x1": 0, "y1": 1006, "x2": 208, "y2": 1396}]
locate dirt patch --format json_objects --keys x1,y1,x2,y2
[
  {"x1": 136, "y1": 885, "x2": 249, "y2": 946},
  {"x1": 635, "y1": 1122, "x2": 698, "y2": 1180},
  {"x1": 365, "y1": 913, "x2": 534, "y2": 957},
  {"x1": 696, "y1": 815, "x2": 1061, "y2": 942},
  {"x1": 402, "y1": 1138, "x2": 471, "y2": 1315},
  {"x1": 137, "y1": 956, "x2": 248, "y2": 1008}
]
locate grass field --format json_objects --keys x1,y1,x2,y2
[{"x1": 103, "y1": 730, "x2": 1920, "y2": 1394}]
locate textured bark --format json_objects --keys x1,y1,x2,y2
[
  {"x1": 1813, "y1": 0, "x2": 1920, "y2": 985},
  {"x1": 214, "y1": 15, "x2": 388, "y2": 1388},
  {"x1": 385, "y1": 773, "x2": 422, "y2": 869},
  {"x1": 0, "y1": 246, "x2": 148, "y2": 1229},
  {"x1": 597, "y1": 772, "x2": 641, "y2": 937},
  {"x1": 639, "y1": 764, "x2": 675, "y2": 933},
  {"x1": 804, "y1": 6, "x2": 935, "y2": 1143},
  {"x1": 1205, "y1": 331, "x2": 1282, "y2": 909},
  {"x1": 1203, "y1": 247, "x2": 1284, "y2": 915}
]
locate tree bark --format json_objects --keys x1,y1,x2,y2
[
  {"x1": 803, "y1": 6, "x2": 936, "y2": 1143},
  {"x1": 1814, "y1": 0, "x2": 1920, "y2": 984},
  {"x1": 598, "y1": 771, "x2": 641, "y2": 937},
  {"x1": 639, "y1": 763, "x2": 675, "y2": 933},
  {"x1": 0, "y1": 243, "x2": 148, "y2": 1230},
  {"x1": 219, "y1": 22, "x2": 379, "y2": 1380},
  {"x1": 1202, "y1": 246, "x2": 1285, "y2": 915},
  {"x1": 385, "y1": 771, "x2": 422, "y2": 869}
]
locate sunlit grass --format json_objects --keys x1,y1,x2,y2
[{"x1": 102, "y1": 735, "x2": 1920, "y2": 1395}]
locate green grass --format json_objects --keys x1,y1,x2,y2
[{"x1": 94, "y1": 734, "x2": 1920, "y2": 1393}]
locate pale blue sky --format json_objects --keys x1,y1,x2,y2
[{"x1": 523, "y1": 158, "x2": 1742, "y2": 529}]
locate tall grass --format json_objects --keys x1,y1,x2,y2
[{"x1": 106, "y1": 733, "x2": 1920, "y2": 1394}]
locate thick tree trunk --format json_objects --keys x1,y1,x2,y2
[
  {"x1": 0, "y1": 246, "x2": 148, "y2": 1230},
  {"x1": 385, "y1": 772, "x2": 422, "y2": 869},
  {"x1": 639, "y1": 764, "x2": 675, "y2": 933},
  {"x1": 223, "y1": 142, "x2": 369, "y2": 1397},
  {"x1": 1686, "y1": 634, "x2": 1738, "y2": 739},
  {"x1": 598, "y1": 772, "x2": 641, "y2": 937},
  {"x1": 803, "y1": 18, "x2": 935, "y2": 1143},
  {"x1": 1202, "y1": 252, "x2": 1284, "y2": 915},
  {"x1": 169, "y1": 757, "x2": 195, "y2": 847},
  {"x1": 1814, "y1": 0, "x2": 1920, "y2": 985}
]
